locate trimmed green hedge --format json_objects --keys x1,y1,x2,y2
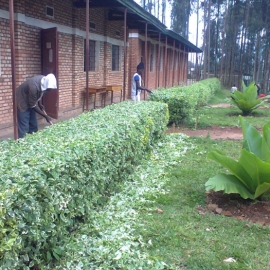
[
  {"x1": 0, "y1": 101, "x2": 169, "y2": 269},
  {"x1": 149, "y1": 78, "x2": 221, "y2": 125}
]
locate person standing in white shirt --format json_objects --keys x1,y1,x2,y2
[
  {"x1": 131, "y1": 62, "x2": 153, "y2": 101},
  {"x1": 231, "y1": 84, "x2": 237, "y2": 93}
]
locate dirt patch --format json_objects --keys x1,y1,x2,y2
[
  {"x1": 166, "y1": 103, "x2": 244, "y2": 140},
  {"x1": 209, "y1": 103, "x2": 231, "y2": 108},
  {"x1": 167, "y1": 125, "x2": 243, "y2": 140},
  {"x1": 198, "y1": 191, "x2": 270, "y2": 226}
]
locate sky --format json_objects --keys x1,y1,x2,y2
[{"x1": 133, "y1": 0, "x2": 203, "y2": 47}]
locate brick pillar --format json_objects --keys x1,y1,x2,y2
[
  {"x1": 71, "y1": 6, "x2": 83, "y2": 107},
  {"x1": 103, "y1": 8, "x2": 109, "y2": 86}
]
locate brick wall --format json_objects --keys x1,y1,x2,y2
[
  {"x1": 58, "y1": 32, "x2": 73, "y2": 110},
  {"x1": 0, "y1": 0, "x2": 190, "y2": 128},
  {"x1": 0, "y1": 17, "x2": 12, "y2": 125},
  {"x1": 25, "y1": 0, "x2": 73, "y2": 28}
]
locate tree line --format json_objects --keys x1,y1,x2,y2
[{"x1": 135, "y1": 0, "x2": 270, "y2": 92}]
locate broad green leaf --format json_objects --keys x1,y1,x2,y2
[
  {"x1": 239, "y1": 115, "x2": 270, "y2": 161},
  {"x1": 231, "y1": 90, "x2": 244, "y2": 100},
  {"x1": 207, "y1": 117, "x2": 270, "y2": 200},
  {"x1": 230, "y1": 81, "x2": 264, "y2": 115},
  {"x1": 205, "y1": 173, "x2": 254, "y2": 199},
  {"x1": 254, "y1": 182, "x2": 270, "y2": 199},
  {"x1": 242, "y1": 80, "x2": 247, "y2": 92},
  {"x1": 239, "y1": 149, "x2": 270, "y2": 188},
  {"x1": 208, "y1": 151, "x2": 254, "y2": 191},
  {"x1": 244, "y1": 81, "x2": 257, "y2": 103},
  {"x1": 263, "y1": 121, "x2": 270, "y2": 149}
]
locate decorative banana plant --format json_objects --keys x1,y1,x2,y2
[
  {"x1": 230, "y1": 81, "x2": 269, "y2": 116},
  {"x1": 205, "y1": 116, "x2": 270, "y2": 200}
]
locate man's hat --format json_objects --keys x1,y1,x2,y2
[
  {"x1": 137, "y1": 62, "x2": 144, "y2": 70},
  {"x1": 41, "y1": 73, "x2": 57, "y2": 91}
]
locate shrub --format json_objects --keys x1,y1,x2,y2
[
  {"x1": 149, "y1": 78, "x2": 220, "y2": 125},
  {"x1": 0, "y1": 101, "x2": 168, "y2": 269},
  {"x1": 230, "y1": 81, "x2": 269, "y2": 116},
  {"x1": 206, "y1": 115, "x2": 270, "y2": 200}
]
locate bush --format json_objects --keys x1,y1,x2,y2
[
  {"x1": 231, "y1": 81, "x2": 269, "y2": 116},
  {"x1": 206, "y1": 115, "x2": 270, "y2": 200},
  {"x1": 149, "y1": 78, "x2": 220, "y2": 125},
  {"x1": 0, "y1": 101, "x2": 168, "y2": 269}
]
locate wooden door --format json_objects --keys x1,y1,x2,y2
[{"x1": 41, "y1": 27, "x2": 59, "y2": 119}]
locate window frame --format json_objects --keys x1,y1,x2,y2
[
  {"x1": 111, "y1": 44, "x2": 120, "y2": 71},
  {"x1": 84, "y1": 39, "x2": 96, "y2": 72}
]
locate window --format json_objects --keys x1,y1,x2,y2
[
  {"x1": 112, "y1": 45, "x2": 120, "y2": 71},
  {"x1": 90, "y1": 22, "x2": 96, "y2": 30},
  {"x1": 84, "y1": 39, "x2": 96, "y2": 71},
  {"x1": 46, "y1": 6, "x2": 54, "y2": 18}
]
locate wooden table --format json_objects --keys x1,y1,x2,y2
[
  {"x1": 103, "y1": 85, "x2": 122, "y2": 103},
  {"x1": 83, "y1": 86, "x2": 107, "y2": 110}
]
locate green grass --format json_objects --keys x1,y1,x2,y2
[
  {"x1": 136, "y1": 89, "x2": 270, "y2": 269},
  {"x1": 54, "y1": 88, "x2": 270, "y2": 269},
  {"x1": 190, "y1": 88, "x2": 270, "y2": 129},
  {"x1": 207, "y1": 87, "x2": 231, "y2": 105},
  {"x1": 138, "y1": 137, "x2": 270, "y2": 270},
  {"x1": 195, "y1": 107, "x2": 270, "y2": 129}
]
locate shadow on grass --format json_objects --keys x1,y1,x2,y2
[{"x1": 226, "y1": 111, "x2": 268, "y2": 117}]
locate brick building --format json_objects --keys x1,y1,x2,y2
[{"x1": 0, "y1": 0, "x2": 201, "y2": 136}]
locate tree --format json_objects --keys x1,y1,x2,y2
[{"x1": 135, "y1": 0, "x2": 270, "y2": 89}]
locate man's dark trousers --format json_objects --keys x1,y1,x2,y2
[{"x1": 17, "y1": 108, "x2": 38, "y2": 138}]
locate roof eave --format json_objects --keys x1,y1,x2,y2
[{"x1": 116, "y1": 0, "x2": 202, "y2": 53}]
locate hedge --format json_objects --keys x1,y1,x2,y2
[
  {"x1": 149, "y1": 78, "x2": 221, "y2": 125},
  {"x1": 0, "y1": 101, "x2": 169, "y2": 269}
]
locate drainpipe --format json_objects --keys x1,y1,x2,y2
[
  {"x1": 144, "y1": 22, "x2": 148, "y2": 100},
  {"x1": 123, "y1": 8, "x2": 127, "y2": 101},
  {"x1": 164, "y1": 36, "x2": 167, "y2": 88},
  {"x1": 85, "y1": 0, "x2": 89, "y2": 110},
  {"x1": 178, "y1": 44, "x2": 181, "y2": 85},
  {"x1": 172, "y1": 40, "x2": 175, "y2": 87},
  {"x1": 192, "y1": 51, "x2": 195, "y2": 83},
  {"x1": 9, "y1": 0, "x2": 18, "y2": 140},
  {"x1": 181, "y1": 48, "x2": 185, "y2": 83},
  {"x1": 183, "y1": 47, "x2": 187, "y2": 84},
  {"x1": 156, "y1": 32, "x2": 161, "y2": 88}
]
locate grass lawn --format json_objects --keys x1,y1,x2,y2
[
  {"x1": 137, "y1": 88, "x2": 270, "y2": 269},
  {"x1": 191, "y1": 87, "x2": 270, "y2": 129},
  {"x1": 138, "y1": 137, "x2": 270, "y2": 269},
  {"x1": 55, "y1": 88, "x2": 270, "y2": 269}
]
